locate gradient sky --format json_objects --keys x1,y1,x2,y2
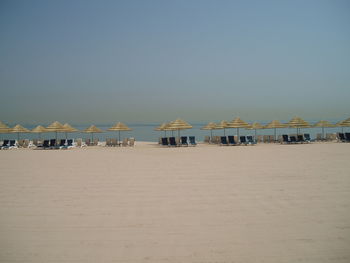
[{"x1": 1, "y1": 0, "x2": 349, "y2": 124}]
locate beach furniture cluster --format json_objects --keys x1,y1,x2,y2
[{"x1": 159, "y1": 136, "x2": 197, "y2": 147}]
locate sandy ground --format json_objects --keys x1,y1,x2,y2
[{"x1": 1, "y1": 142, "x2": 350, "y2": 263}]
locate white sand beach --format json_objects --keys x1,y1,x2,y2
[{"x1": 1, "y1": 142, "x2": 350, "y2": 263}]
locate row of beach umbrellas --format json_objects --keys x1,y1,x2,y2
[
  {"x1": 197, "y1": 117, "x2": 350, "y2": 141},
  {"x1": 0, "y1": 121, "x2": 132, "y2": 142}
]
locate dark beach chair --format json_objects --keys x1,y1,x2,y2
[
  {"x1": 161, "y1": 137, "x2": 169, "y2": 146},
  {"x1": 181, "y1": 136, "x2": 188, "y2": 146},
  {"x1": 59, "y1": 139, "x2": 66, "y2": 147},
  {"x1": 49, "y1": 139, "x2": 58, "y2": 149},
  {"x1": 304, "y1": 134, "x2": 311, "y2": 143},
  {"x1": 221, "y1": 136, "x2": 229, "y2": 146},
  {"x1": 227, "y1": 136, "x2": 236, "y2": 145},
  {"x1": 345, "y1": 133, "x2": 350, "y2": 142},
  {"x1": 1, "y1": 140, "x2": 9, "y2": 149},
  {"x1": 189, "y1": 136, "x2": 196, "y2": 146},
  {"x1": 290, "y1": 136, "x2": 297, "y2": 143},
  {"x1": 297, "y1": 135, "x2": 305, "y2": 143},
  {"x1": 67, "y1": 139, "x2": 73, "y2": 147},
  {"x1": 169, "y1": 137, "x2": 177, "y2": 146},
  {"x1": 37, "y1": 140, "x2": 50, "y2": 149},
  {"x1": 247, "y1": 136, "x2": 256, "y2": 144},
  {"x1": 337, "y1": 133, "x2": 346, "y2": 142},
  {"x1": 282, "y1": 135, "x2": 291, "y2": 144},
  {"x1": 240, "y1": 136, "x2": 248, "y2": 145}
]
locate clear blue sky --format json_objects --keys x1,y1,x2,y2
[{"x1": 1, "y1": 0, "x2": 349, "y2": 124}]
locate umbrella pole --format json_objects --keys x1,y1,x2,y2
[
  {"x1": 92, "y1": 132, "x2": 94, "y2": 143},
  {"x1": 224, "y1": 128, "x2": 226, "y2": 136},
  {"x1": 17, "y1": 132, "x2": 20, "y2": 141},
  {"x1": 255, "y1": 129, "x2": 257, "y2": 139},
  {"x1": 55, "y1": 131, "x2": 58, "y2": 145},
  {"x1": 322, "y1": 127, "x2": 324, "y2": 140},
  {"x1": 65, "y1": 132, "x2": 68, "y2": 140},
  {"x1": 237, "y1": 128, "x2": 239, "y2": 139},
  {"x1": 119, "y1": 130, "x2": 121, "y2": 143},
  {"x1": 178, "y1": 129, "x2": 180, "y2": 140},
  {"x1": 210, "y1": 130, "x2": 213, "y2": 139},
  {"x1": 274, "y1": 128, "x2": 276, "y2": 142}
]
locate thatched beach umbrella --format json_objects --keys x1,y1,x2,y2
[
  {"x1": 226, "y1": 117, "x2": 250, "y2": 138},
  {"x1": 264, "y1": 120, "x2": 287, "y2": 141},
  {"x1": 201, "y1": 122, "x2": 218, "y2": 138},
  {"x1": 287, "y1": 117, "x2": 311, "y2": 135},
  {"x1": 84, "y1": 125, "x2": 103, "y2": 142},
  {"x1": 167, "y1": 119, "x2": 193, "y2": 138},
  {"x1": 11, "y1": 124, "x2": 30, "y2": 141},
  {"x1": 337, "y1": 117, "x2": 350, "y2": 133},
  {"x1": 246, "y1": 122, "x2": 264, "y2": 138},
  {"x1": 215, "y1": 120, "x2": 229, "y2": 136},
  {"x1": 155, "y1": 122, "x2": 170, "y2": 137},
  {"x1": 313, "y1": 120, "x2": 336, "y2": 140},
  {"x1": 107, "y1": 122, "x2": 132, "y2": 142},
  {"x1": 0, "y1": 121, "x2": 10, "y2": 140},
  {"x1": 31, "y1": 125, "x2": 49, "y2": 139},
  {"x1": 63, "y1": 123, "x2": 79, "y2": 140},
  {"x1": 46, "y1": 121, "x2": 66, "y2": 142}
]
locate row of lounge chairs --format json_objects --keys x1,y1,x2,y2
[
  {"x1": 219, "y1": 136, "x2": 256, "y2": 146},
  {"x1": 281, "y1": 134, "x2": 311, "y2": 144},
  {"x1": 337, "y1": 133, "x2": 350, "y2": 142},
  {"x1": 105, "y1": 138, "x2": 135, "y2": 147},
  {"x1": 160, "y1": 136, "x2": 197, "y2": 146}
]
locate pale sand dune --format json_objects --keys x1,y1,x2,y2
[{"x1": 1, "y1": 142, "x2": 350, "y2": 262}]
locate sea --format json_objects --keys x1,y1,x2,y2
[{"x1": 2, "y1": 118, "x2": 348, "y2": 142}]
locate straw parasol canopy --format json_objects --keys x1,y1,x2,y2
[
  {"x1": 313, "y1": 120, "x2": 336, "y2": 139},
  {"x1": 0, "y1": 121, "x2": 11, "y2": 139},
  {"x1": 31, "y1": 125, "x2": 49, "y2": 139},
  {"x1": 201, "y1": 122, "x2": 218, "y2": 138},
  {"x1": 167, "y1": 119, "x2": 193, "y2": 138},
  {"x1": 337, "y1": 117, "x2": 350, "y2": 132},
  {"x1": 246, "y1": 122, "x2": 264, "y2": 138},
  {"x1": 287, "y1": 117, "x2": 311, "y2": 135},
  {"x1": 264, "y1": 120, "x2": 287, "y2": 141},
  {"x1": 155, "y1": 122, "x2": 173, "y2": 136},
  {"x1": 11, "y1": 124, "x2": 30, "y2": 141},
  {"x1": 63, "y1": 123, "x2": 79, "y2": 140},
  {"x1": 46, "y1": 121, "x2": 66, "y2": 142},
  {"x1": 84, "y1": 125, "x2": 103, "y2": 141},
  {"x1": 107, "y1": 122, "x2": 132, "y2": 142},
  {"x1": 226, "y1": 117, "x2": 250, "y2": 138},
  {"x1": 215, "y1": 120, "x2": 229, "y2": 136}
]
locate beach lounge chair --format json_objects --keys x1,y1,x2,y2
[
  {"x1": 269, "y1": 135, "x2": 275, "y2": 143},
  {"x1": 345, "y1": 133, "x2": 350, "y2": 142},
  {"x1": 290, "y1": 136, "x2": 297, "y2": 144},
  {"x1": 40, "y1": 140, "x2": 50, "y2": 149},
  {"x1": 49, "y1": 139, "x2": 57, "y2": 149},
  {"x1": 59, "y1": 139, "x2": 66, "y2": 148},
  {"x1": 189, "y1": 136, "x2": 196, "y2": 146},
  {"x1": 1, "y1": 140, "x2": 9, "y2": 149},
  {"x1": 18, "y1": 140, "x2": 25, "y2": 148},
  {"x1": 23, "y1": 139, "x2": 29, "y2": 148},
  {"x1": 282, "y1": 135, "x2": 290, "y2": 144},
  {"x1": 204, "y1": 136, "x2": 210, "y2": 143},
  {"x1": 122, "y1": 138, "x2": 128, "y2": 147},
  {"x1": 111, "y1": 138, "x2": 118, "y2": 146},
  {"x1": 181, "y1": 136, "x2": 188, "y2": 146},
  {"x1": 297, "y1": 135, "x2": 305, "y2": 143},
  {"x1": 220, "y1": 136, "x2": 229, "y2": 146},
  {"x1": 105, "y1": 138, "x2": 111, "y2": 147},
  {"x1": 337, "y1": 133, "x2": 346, "y2": 142},
  {"x1": 129, "y1": 138, "x2": 135, "y2": 147},
  {"x1": 66, "y1": 139, "x2": 74, "y2": 148},
  {"x1": 316, "y1": 133, "x2": 323, "y2": 141},
  {"x1": 304, "y1": 134, "x2": 311, "y2": 143},
  {"x1": 227, "y1": 136, "x2": 236, "y2": 146},
  {"x1": 161, "y1": 137, "x2": 169, "y2": 146},
  {"x1": 169, "y1": 137, "x2": 177, "y2": 146},
  {"x1": 240, "y1": 136, "x2": 248, "y2": 145},
  {"x1": 247, "y1": 136, "x2": 256, "y2": 145}
]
